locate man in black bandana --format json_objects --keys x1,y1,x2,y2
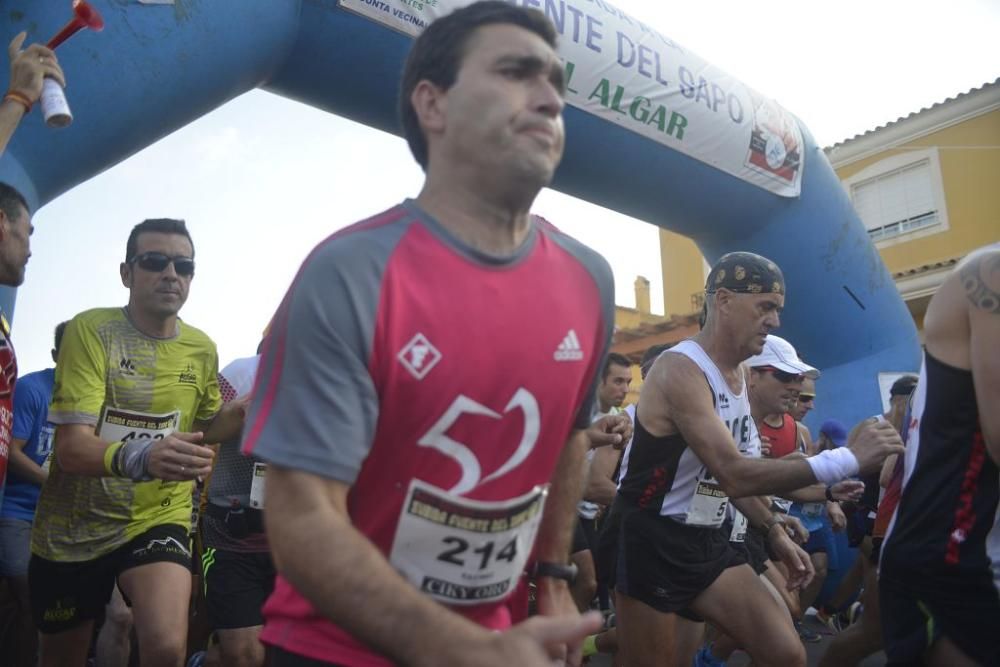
[{"x1": 612, "y1": 251, "x2": 904, "y2": 667}]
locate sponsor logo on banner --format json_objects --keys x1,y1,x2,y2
[{"x1": 338, "y1": 0, "x2": 804, "y2": 197}]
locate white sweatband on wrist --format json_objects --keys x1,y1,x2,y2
[{"x1": 807, "y1": 448, "x2": 859, "y2": 485}]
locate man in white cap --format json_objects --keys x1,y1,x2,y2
[
  {"x1": 694, "y1": 337, "x2": 862, "y2": 665},
  {"x1": 747, "y1": 337, "x2": 856, "y2": 644}
]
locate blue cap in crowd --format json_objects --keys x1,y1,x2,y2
[{"x1": 820, "y1": 419, "x2": 848, "y2": 447}]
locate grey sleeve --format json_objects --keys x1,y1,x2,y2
[
  {"x1": 573, "y1": 268, "x2": 615, "y2": 431},
  {"x1": 543, "y1": 223, "x2": 617, "y2": 431},
  {"x1": 241, "y1": 219, "x2": 409, "y2": 483}
]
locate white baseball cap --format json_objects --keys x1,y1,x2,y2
[{"x1": 747, "y1": 335, "x2": 820, "y2": 379}]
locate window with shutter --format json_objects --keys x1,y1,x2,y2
[{"x1": 849, "y1": 158, "x2": 943, "y2": 243}]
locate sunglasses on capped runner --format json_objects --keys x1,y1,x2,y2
[
  {"x1": 755, "y1": 365, "x2": 804, "y2": 384},
  {"x1": 129, "y1": 252, "x2": 195, "y2": 277},
  {"x1": 798, "y1": 393, "x2": 816, "y2": 403}
]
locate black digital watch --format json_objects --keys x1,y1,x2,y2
[{"x1": 532, "y1": 560, "x2": 579, "y2": 584}]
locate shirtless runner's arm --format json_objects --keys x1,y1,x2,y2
[{"x1": 963, "y1": 250, "x2": 1000, "y2": 464}]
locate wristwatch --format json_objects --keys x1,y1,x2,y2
[
  {"x1": 532, "y1": 561, "x2": 578, "y2": 584},
  {"x1": 825, "y1": 486, "x2": 836, "y2": 502}
]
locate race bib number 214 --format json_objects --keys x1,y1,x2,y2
[{"x1": 389, "y1": 479, "x2": 548, "y2": 606}]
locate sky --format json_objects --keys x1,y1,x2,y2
[{"x1": 10, "y1": 0, "x2": 1000, "y2": 374}]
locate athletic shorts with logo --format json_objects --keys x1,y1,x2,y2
[
  {"x1": 614, "y1": 505, "x2": 745, "y2": 614},
  {"x1": 29, "y1": 523, "x2": 191, "y2": 633},
  {"x1": 202, "y1": 548, "x2": 276, "y2": 630}
]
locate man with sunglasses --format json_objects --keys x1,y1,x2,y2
[
  {"x1": 613, "y1": 252, "x2": 904, "y2": 667},
  {"x1": 750, "y1": 339, "x2": 821, "y2": 643},
  {"x1": 748, "y1": 337, "x2": 860, "y2": 645},
  {"x1": 754, "y1": 348, "x2": 815, "y2": 461},
  {"x1": 790, "y1": 378, "x2": 815, "y2": 425},
  {"x1": 29, "y1": 218, "x2": 247, "y2": 667},
  {"x1": 693, "y1": 335, "x2": 862, "y2": 665}
]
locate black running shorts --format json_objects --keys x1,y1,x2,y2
[
  {"x1": 728, "y1": 523, "x2": 769, "y2": 576},
  {"x1": 594, "y1": 500, "x2": 623, "y2": 589},
  {"x1": 29, "y1": 523, "x2": 192, "y2": 634},
  {"x1": 202, "y1": 548, "x2": 276, "y2": 630},
  {"x1": 615, "y1": 506, "x2": 746, "y2": 614},
  {"x1": 880, "y1": 572, "x2": 1000, "y2": 666}
]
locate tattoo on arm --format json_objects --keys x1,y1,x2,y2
[{"x1": 959, "y1": 253, "x2": 1000, "y2": 314}]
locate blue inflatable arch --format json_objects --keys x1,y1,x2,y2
[{"x1": 0, "y1": 1, "x2": 919, "y2": 428}]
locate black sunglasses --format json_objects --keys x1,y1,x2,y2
[
  {"x1": 129, "y1": 252, "x2": 195, "y2": 277},
  {"x1": 798, "y1": 393, "x2": 816, "y2": 403},
  {"x1": 757, "y1": 366, "x2": 804, "y2": 384}
]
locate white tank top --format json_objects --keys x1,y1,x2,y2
[
  {"x1": 659, "y1": 340, "x2": 759, "y2": 525},
  {"x1": 616, "y1": 403, "x2": 637, "y2": 489}
]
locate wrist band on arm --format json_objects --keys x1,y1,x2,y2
[
  {"x1": 807, "y1": 448, "x2": 859, "y2": 486},
  {"x1": 119, "y1": 439, "x2": 155, "y2": 482},
  {"x1": 3, "y1": 90, "x2": 32, "y2": 113},
  {"x1": 103, "y1": 441, "x2": 125, "y2": 477}
]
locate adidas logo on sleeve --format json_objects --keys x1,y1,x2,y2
[{"x1": 554, "y1": 329, "x2": 584, "y2": 361}]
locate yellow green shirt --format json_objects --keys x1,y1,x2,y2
[{"x1": 32, "y1": 307, "x2": 221, "y2": 562}]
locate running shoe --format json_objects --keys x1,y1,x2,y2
[
  {"x1": 847, "y1": 600, "x2": 863, "y2": 625},
  {"x1": 795, "y1": 621, "x2": 822, "y2": 643},
  {"x1": 815, "y1": 608, "x2": 842, "y2": 634},
  {"x1": 186, "y1": 651, "x2": 206, "y2": 667}
]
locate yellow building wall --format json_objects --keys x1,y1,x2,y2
[
  {"x1": 656, "y1": 108, "x2": 1000, "y2": 317},
  {"x1": 834, "y1": 110, "x2": 1000, "y2": 273},
  {"x1": 614, "y1": 306, "x2": 667, "y2": 329},
  {"x1": 658, "y1": 229, "x2": 705, "y2": 316}
]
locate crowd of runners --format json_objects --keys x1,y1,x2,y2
[{"x1": 0, "y1": 3, "x2": 997, "y2": 666}]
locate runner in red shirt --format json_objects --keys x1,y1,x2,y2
[
  {"x1": 242, "y1": 4, "x2": 614, "y2": 666},
  {"x1": 0, "y1": 183, "x2": 32, "y2": 512}
]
